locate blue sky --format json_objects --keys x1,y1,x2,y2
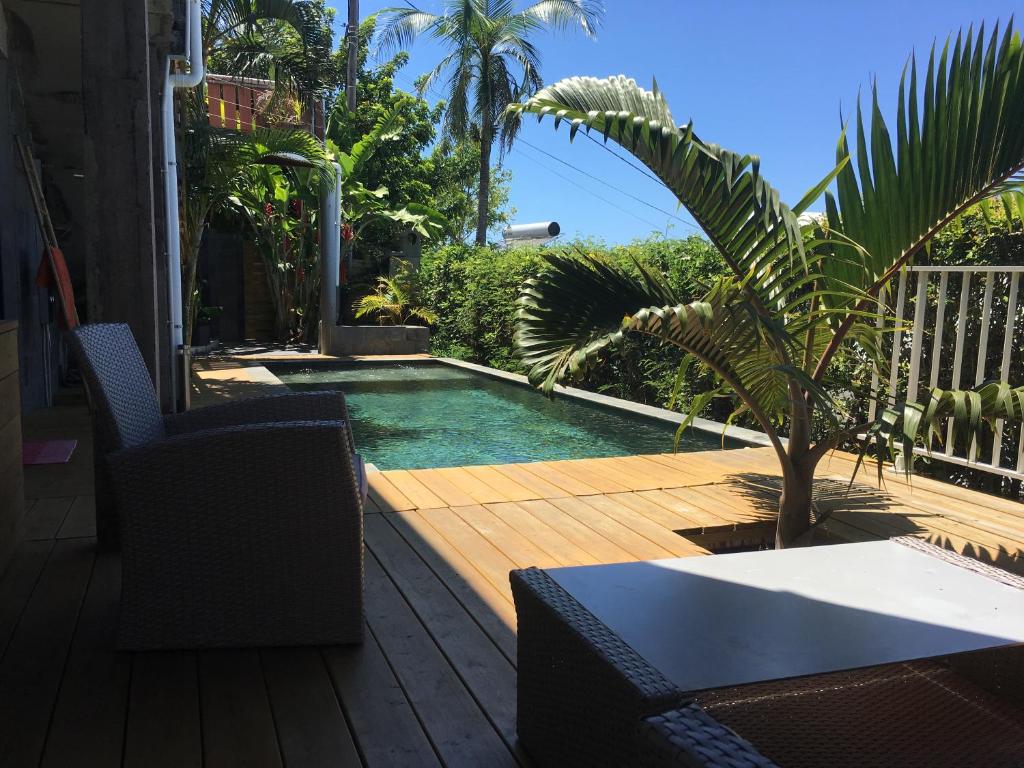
[{"x1": 329, "y1": 1, "x2": 1021, "y2": 244}]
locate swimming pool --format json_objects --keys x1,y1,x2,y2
[{"x1": 269, "y1": 361, "x2": 740, "y2": 470}]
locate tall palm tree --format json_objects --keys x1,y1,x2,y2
[
  {"x1": 510, "y1": 24, "x2": 1024, "y2": 547},
  {"x1": 377, "y1": 0, "x2": 603, "y2": 245}
]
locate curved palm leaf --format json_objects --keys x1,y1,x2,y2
[
  {"x1": 509, "y1": 76, "x2": 851, "y2": 315},
  {"x1": 818, "y1": 22, "x2": 1024, "y2": 377}
]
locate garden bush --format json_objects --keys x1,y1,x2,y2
[{"x1": 419, "y1": 235, "x2": 729, "y2": 411}]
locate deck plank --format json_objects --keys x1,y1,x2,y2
[
  {"x1": 0, "y1": 538, "x2": 95, "y2": 767},
  {"x1": 199, "y1": 650, "x2": 282, "y2": 768},
  {"x1": 388, "y1": 511, "x2": 517, "y2": 661},
  {"x1": 365, "y1": 516, "x2": 521, "y2": 753},
  {"x1": 490, "y1": 463, "x2": 568, "y2": 500},
  {"x1": 362, "y1": 552, "x2": 518, "y2": 767},
  {"x1": 261, "y1": 648, "x2": 362, "y2": 768},
  {"x1": 23, "y1": 497, "x2": 73, "y2": 541},
  {"x1": 123, "y1": 652, "x2": 202, "y2": 768},
  {"x1": 515, "y1": 461, "x2": 603, "y2": 496},
  {"x1": 546, "y1": 459, "x2": 633, "y2": 494},
  {"x1": 579, "y1": 494, "x2": 709, "y2": 557},
  {"x1": 367, "y1": 473, "x2": 416, "y2": 512},
  {"x1": 382, "y1": 470, "x2": 447, "y2": 510},
  {"x1": 435, "y1": 466, "x2": 514, "y2": 505},
  {"x1": 56, "y1": 495, "x2": 96, "y2": 539},
  {"x1": 515, "y1": 498, "x2": 636, "y2": 563},
  {"x1": 415, "y1": 507, "x2": 521, "y2": 599},
  {"x1": 451, "y1": 504, "x2": 565, "y2": 568},
  {"x1": 463, "y1": 465, "x2": 538, "y2": 502},
  {"x1": 487, "y1": 501, "x2": 597, "y2": 566},
  {"x1": 42, "y1": 553, "x2": 129, "y2": 768},
  {"x1": 546, "y1": 496, "x2": 674, "y2": 560},
  {"x1": 0, "y1": 539, "x2": 54, "y2": 659},
  {"x1": 323, "y1": 626, "x2": 441, "y2": 768},
  {"x1": 407, "y1": 468, "x2": 479, "y2": 507}
]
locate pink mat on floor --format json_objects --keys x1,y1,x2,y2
[{"x1": 22, "y1": 439, "x2": 77, "y2": 465}]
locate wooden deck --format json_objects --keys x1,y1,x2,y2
[{"x1": 4, "y1": 395, "x2": 1024, "y2": 766}]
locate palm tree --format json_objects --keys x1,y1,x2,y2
[
  {"x1": 377, "y1": 0, "x2": 604, "y2": 245},
  {"x1": 203, "y1": 0, "x2": 313, "y2": 62},
  {"x1": 205, "y1": 0, "x2": 339, "y2": 121},
  {"x1": 509, "y1": 24, "x2": 1024, "y2": 548}
]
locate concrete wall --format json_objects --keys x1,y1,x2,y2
[{"x1": 323, "y1": 325, "x2": 430, "y2": 356}]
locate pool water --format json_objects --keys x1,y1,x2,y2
[{"x1": 270, "y1": 362, "x2": 736, "y2": 470}]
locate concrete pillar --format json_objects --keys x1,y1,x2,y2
[{"x1": 80, "y1": 0, "x2": 163, "y2": 404}]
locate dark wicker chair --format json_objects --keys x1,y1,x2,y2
[{"x1": 68, "y1": 323, "x2": 365, "y2": 650}]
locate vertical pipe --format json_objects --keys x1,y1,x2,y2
[
  {"x1": 164, "y1": 0, "x2": 205, "y2": 411},
  {"x1": 347, "y1": 0, "x2": 359, "y2": 112},
  {"x1": 319, "y1": 163, "x2": 343, "y2": 354}
]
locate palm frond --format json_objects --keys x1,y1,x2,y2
[
  {"x1": 510, "y1": 76, "x2": 849, "y2": 315},
  {"x1": 521, "y1": 0, "x2": 603, "y2": 38},
  {"x1": 375, "y1": 8, "x2": 442, "y2": 54},
  {"x1": 865, "y1": 382, "x2": 1024, "y2": 476},
  {"x1": 514, "y1": 250, "x2": 678, "y2": 392},
  {"x1": 819, "y1": 23, "x2": 1024, "y2": 376}
]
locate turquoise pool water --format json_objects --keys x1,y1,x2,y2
[{"x1": 270, "y1": 362, "x2": 736, "y2": 470}]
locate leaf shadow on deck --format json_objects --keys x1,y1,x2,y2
[{"x1": 723, "y1": 472, "x2": 1024, "y2": 574}]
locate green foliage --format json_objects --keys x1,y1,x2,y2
[
  {"x1": 323, "y1": 17, "x2": 513, "y2": 256},
  {"x1": 377, "y1": 0, "x2": 603, "y2": 244},
  {"x1": 231, "y1": 164, "x2": 324, "y2": 342},
  {"x1": 354, "y1": 262, "x2": 438, "y2": 326},
  {"x1": 420, "y1": 235, "x2": 725, "y2": 380}
]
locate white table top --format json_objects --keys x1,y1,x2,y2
[{"x1": 547, "y1": 541, "x2": 1024, "y2": 693}]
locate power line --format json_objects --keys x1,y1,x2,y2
[
  {"x1": 514, "y1": 144, "x2": 663, "y2": 230},
  {"x1": 390, "y1": 70, "x2": 694, "y2": 233},
  {"x1": 515, "y1": 136, "x2": 697, "y2": 231},
  {"x1": 578, "y1": 130, "x2": 666, "y2": 188}
]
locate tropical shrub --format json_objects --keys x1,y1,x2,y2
[{"x1": 355, "y1": 262, "x2": 438, "y2": 326}]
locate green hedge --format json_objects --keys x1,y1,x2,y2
[{"x1": 419, "y1": 235, "x2": 728, "y2": 410}]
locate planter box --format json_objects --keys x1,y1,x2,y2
[{"x1": 322, "y1": 324, "x2": 429, "y2": 356}]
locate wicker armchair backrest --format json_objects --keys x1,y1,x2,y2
[{"x1": 68, "y1": 323, "x2": 166, "y2": 450}]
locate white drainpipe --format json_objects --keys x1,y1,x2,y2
[
  {"x1": 164, "y1": 0, "x2": 204, "y2": 408},
  {"x1": 319, "y1": 162, "x2": 343, "y2": 353}
]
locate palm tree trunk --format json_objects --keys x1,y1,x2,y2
[
  {"x1": 475, "y1": 125, "x2": 492, "y2": 246},
  {"x1": 776, "y1": 458, "x2": 815, "y2": 548}
]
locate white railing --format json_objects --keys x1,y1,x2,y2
[{"x1": 868, "y1": 265, "x2": 1024, "y2": 481}]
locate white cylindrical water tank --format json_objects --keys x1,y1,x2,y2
[{"x1": 503, "y1": 221, "x2": 561, "y2": 240}]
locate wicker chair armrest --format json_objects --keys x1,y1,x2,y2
[
  {"x1": 640, "y1": 705, "x2": 778, "y2": 768},
  {"x1": 511, "y1": 567, "x2": 687, "y2": 767},
  {"x1": 108, "y1": 420, "x2": 365, "y2": 649},
  {"x1": 165, "y1": 391, "x2": 356, "y2": 453}
]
